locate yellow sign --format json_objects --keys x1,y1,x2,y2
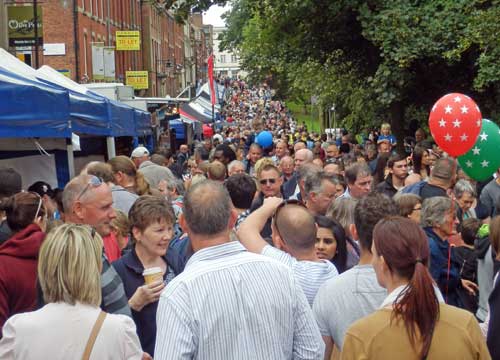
[
  {"x1": 116, "y1": 31, "x2": 140, "y2": 51},
  {"x1": 126, "y1": 71, "x2": 149, "y2": 90}
]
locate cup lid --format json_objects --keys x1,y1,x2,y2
[{"x1": 142, "y1": 267, "x2": 162, "y2": 276}]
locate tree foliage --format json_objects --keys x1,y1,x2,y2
[{"x1": 214, "y1": 0, "x2": 500, "y2": 139}]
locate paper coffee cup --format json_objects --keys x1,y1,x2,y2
[{"x1": 142, "y1": 267, "x2": 163, "y2": 285}]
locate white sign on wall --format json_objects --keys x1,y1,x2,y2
[{"x1": 43, "y1": 43, "x2": 66, "y2": 56}]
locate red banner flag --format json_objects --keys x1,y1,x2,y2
[{"x1": 208, "y1": 54, "x2": 216, "y2": 106}]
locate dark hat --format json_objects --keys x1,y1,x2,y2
[
  {"x1": 28, "y1": 181, "x2": 54, "y2": 198},
  {"x1": 0, "y1": 167, "x2": 22, "y2": 198}
]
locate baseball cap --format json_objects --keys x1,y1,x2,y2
[
  {"x1": 131, "y1": 146, "x2": 150, "y2": 158},
  {"x1": 28, "y1": 181, "x2": 54, "y2": 198},
  {"x1": 0, "y1": 167, "x2": 22, "y2": 198}
]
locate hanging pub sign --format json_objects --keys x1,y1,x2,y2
[{"x1": 8, "y1": 5, "x2": 43, "y2": 47}]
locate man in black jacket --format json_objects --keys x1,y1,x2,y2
[{"x1": 375, "y1": 153, "x2": 408, "y2": 198}]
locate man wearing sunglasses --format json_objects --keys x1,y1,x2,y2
[
  {"x1": 238, "y1": 197, "x2": 338, "y2": 306},
  {"x1": 61, "y1": 174, "x2": 131, "y2": 317}
]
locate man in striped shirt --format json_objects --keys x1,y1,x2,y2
[
  {"x1": 237, "y1": 197, "x2": 338, "y2": 306},
  {"x1": 155, "y1": 180, "x2": 324, "y2": 359}
]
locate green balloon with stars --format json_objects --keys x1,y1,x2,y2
[{"x1": 458, "y1": 119, "x2": 500, "y2": 181}]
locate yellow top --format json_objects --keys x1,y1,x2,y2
[{"x1": 341, "y1": 303, "x2": 491, "y2": 360}]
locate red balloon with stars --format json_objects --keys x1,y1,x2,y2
[{"x1": 428, "y1": 93, "x2": 482, "y2": 157}]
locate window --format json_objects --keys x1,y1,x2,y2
[
  {"x1": 220, "y1": 55, "x2": 226, "y2": 63},
  {"x1": 231, "y1": 55, "x2": 237, "y2": 63}
]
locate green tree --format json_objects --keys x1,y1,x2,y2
[{"x1": 214, "y1": 0, "x2": 500, "y2": 146}]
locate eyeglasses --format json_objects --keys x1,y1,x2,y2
[
  {"x1": 76, "y1": 175, "x2": 103, "y2": 201},
  {"x1": 272, "y1": 199, "x2": 306, "y2": 240},
  {"x1": 259, "y1": 178, "x2": 277, "y2": 185}
]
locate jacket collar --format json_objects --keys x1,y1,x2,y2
[{"x1": 122, "y1": 246, "x2": 169, "y2": 275}]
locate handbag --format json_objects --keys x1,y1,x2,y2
[{"x1": 81, "y1": 311, "x2": 107, "y2": 360}]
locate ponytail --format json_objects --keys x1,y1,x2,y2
[
  {"x1": 373, "y1": 216, "x2": 440, "y2": 359},
  {"x1": 135, "y1": 171, "x2": 152, "y2": 196},
  {"x1": 393, "y1": 261, "x2": 440, "y2": 358}
]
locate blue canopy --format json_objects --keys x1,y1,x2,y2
[
  {"x1": 109, "y1": 99, "x2": 136, "y2": 137},
  {"x1": 67, "y1": 90, "x2": 111, "y2": 135},
  {"x1": 134, "y1": 109, "x2": 152, "y2": 136},
  {"x1": 0, "y1": 67, "x2": 71, "y2": 138}
]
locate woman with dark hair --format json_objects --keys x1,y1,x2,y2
[
  {"x1": 406, "y1": 146, "x2": 431, "y2": 185},
  {"x1": 372, "y1": 152, "x2": 390, "y2": 186},
  {"x1": 342, "y1": 217, "x2": 489, "y2": 359},
  {"x1": 314, "y1": 215, "x2": 348, "y2": 274},
  {"x1": 0, "y1": 192, "x2": 47, "y2": 335}
]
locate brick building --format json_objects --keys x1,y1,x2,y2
[{"x1": 1, "y1": 0, "x2": 208, "y2": 96}]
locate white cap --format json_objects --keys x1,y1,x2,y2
[
  {"x1": 213, "y1": 134, "x2": 223, "y2": 143},
  {"x1": 131, "y1": 146, "x2": 150, "y2": 158}
]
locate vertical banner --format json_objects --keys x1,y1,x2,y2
[
  {"x1": 208, "y1": 54, "x2": 216, "y2": 106},
  {"x1": 103, "y1": 47, "x2": 116, "y2": 81},
  {"x1": 91, "y1": 43, "x2": 104, "y2": 80}
]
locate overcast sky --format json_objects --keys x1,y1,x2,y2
[{"x1": 203, "y1": 4, "x2": 231, "y2": 27}]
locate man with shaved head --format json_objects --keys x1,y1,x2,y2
[
  {"x1": 238, "y1": 197, "x2": 338, "y2": 306},
  {"x1": 156, "y1": 181, "x2": 324, "y2": 359},
  {"x1": 283, "y1": 148, "x2": 314, "y2": 199}
]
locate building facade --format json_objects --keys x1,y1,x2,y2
[
  {"x1": 212, "y1": 26, "x2": 242, "y2": 78},
  {"x1": 1, "y1": 0, "x2": 209, "y2": 96}
]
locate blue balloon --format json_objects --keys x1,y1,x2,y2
[{"x1": 256, "y1": 131, "x2": 273, "y2": 148}]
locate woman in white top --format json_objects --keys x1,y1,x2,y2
[{"x1": 0, "y1": 224, "x2": 144, "y2": 360}]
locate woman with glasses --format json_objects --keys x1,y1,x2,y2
[
  {"x1": 394, "y1": 193, "x2": 422, "y2": 224},
  {"x1": 0, "y1": 224, "x2": 144, "y2": 359},
  {"x1": 342, "y1": 217, "x2": 489, "y2": 359},
  {"x1": 112, "y1": 196, "x2": 177, "y2": 358},
  {"x1": 0, "y1": 192, "x2": 47, "y2": 336}
]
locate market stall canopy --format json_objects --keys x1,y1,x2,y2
[
  {"x1": 0, "y1": 67, "x2": 71, "y2": 138},
  {"x1": 134, "y1": 109, "x2": 152, "y2": 136},
  {"x1": 0, "y1": 49, "x2": 111, "y2": 136}
]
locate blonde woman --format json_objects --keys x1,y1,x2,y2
[{"x1": 0, "y1": 224, "x2": 144, "y2": 360}]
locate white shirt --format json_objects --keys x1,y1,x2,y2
[
  {"x1": 0, "y1": 302, "x2": 142, "y2": 360},
  {"x1": 262, "y1": 245, "x2": 338, "y2": 306},
  {"x1": 155, "y1": 241, "x2": 325, "y2": 360}
]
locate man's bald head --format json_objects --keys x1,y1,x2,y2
[
  {"x1": 274, "y1": 204, "x2": 316, "y2": 254},
  {"x1": 294, "y1": 149, "x2": 314, "y2": 171}
]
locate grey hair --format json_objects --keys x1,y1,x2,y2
[
  {"x1": 183, "y1": 180, "x2": 232, "y2": 235},
  {"x1": 453, "y1": 179, "x2": 476, "y2": 199},
  {"x1": 297, "y1": 163, "x2": 322, "y2": 181},
  {"x1": 421, "y1": 196, "x2": 453, "y2": 228},
  {"x1": 228, "y1": 160, "x2": 245, "y2": 172},
  {"x1": 344, "y1": 163, "x2": 371, "y2": 185},
  {"x1": 304, "y1": 172, "x2": 336, "y2": 199},
  {"x1": 167, "y1": 178, "x2": 185, "y2": 196},
  {"x1": 62, "y1": 174, "x2": 93, "y2": 213},
  {"x1": 327, "y1": 197, "x2": 358, "y2": 234}
]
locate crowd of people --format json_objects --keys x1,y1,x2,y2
[{"x1": 0, "y1": 79, "x2": 499, "y2": 359}]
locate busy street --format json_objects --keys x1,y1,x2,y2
[{"x1": 0, "y1": 1, "x2": 500, "y2": 360}]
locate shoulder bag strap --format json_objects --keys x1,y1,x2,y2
[{"x1": 82, "y1": 311, "x2": 107, "y2": 360}]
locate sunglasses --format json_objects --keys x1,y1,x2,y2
[
  {"x1": 76, "y1": 175, "x2": 103, "y2": 201},
  {"x1": 272, "y1": 199, "x2": 306, "y2": 239},
  {"x1": 259, "y1": 178, "x2": 277, "y2": 185}
]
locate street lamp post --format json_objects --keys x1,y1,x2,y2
[{"x1": 331, "y1": 104, "x2": 336, "y2": 130}]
